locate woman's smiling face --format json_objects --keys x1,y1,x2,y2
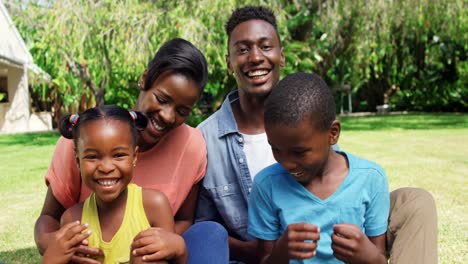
[{"x1": 135, "y1": 72, "x2": 200, "y2": 148}]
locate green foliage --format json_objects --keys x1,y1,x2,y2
[{"x1": 5, "y1": 0, "x2": 467, "y2": 125}]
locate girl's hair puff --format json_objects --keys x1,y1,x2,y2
[{"x1": 59, "y1": 105, "x2": 148, "y2": 147}]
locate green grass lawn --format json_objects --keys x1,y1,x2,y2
[{"x1": 0, "y1": 113, "x2": 467, "y2": 263}]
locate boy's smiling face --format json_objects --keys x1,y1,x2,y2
[{"x1": 266, "y1": 117, "x2": 339, "y2": 186}]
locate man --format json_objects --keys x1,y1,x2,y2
[{"x1": 196, "y1": 6, "x2": 437, "y2": 264}]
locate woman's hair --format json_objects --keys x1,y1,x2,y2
[
  {"x1": 144, "y1": 38, "x2": 208, "y2": 95},
  {"x1": 59, "y1": 105, "x2": 148, "y2": 147}
]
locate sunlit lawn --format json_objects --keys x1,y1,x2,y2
[{"x1": 0, "y1": 113, "x2": 466, "y2": 263}]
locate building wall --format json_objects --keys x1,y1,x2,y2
[{"x1": 0, "y1": 64, "x2": 30, "y2": 133}]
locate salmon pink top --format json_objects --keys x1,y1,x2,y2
[{"x1": 45, "y1": 124, "x2": 207, "y2": 215}]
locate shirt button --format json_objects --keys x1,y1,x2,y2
[
  {"x1": 239, "y1": 158, "x2": 244, "y2": 163},
  {"x1": 224, "y1": 186, "x2": 229, "y2": 191},
  {"x1": 238, "y1": 137, "x2": 243, "y2": 143}
]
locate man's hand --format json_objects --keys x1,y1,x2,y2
[
  {"x1": 332, "y1": 223, "x2": 386, "y2": 264},
  {"x1": 131, "y1": 227, "x2": 187, "y2": 264},
  {"x1": 274, "y1": 222, "x2": 320, "y2": 260}
]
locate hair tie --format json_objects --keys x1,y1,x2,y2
[
  {"x1": 69, "y1": 114, "x2": 79, "y2": 126},
  {"x1": 129, "y1": 111, "x2": 137, "y2": 120}
]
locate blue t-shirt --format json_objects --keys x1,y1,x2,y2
[{"x1": 248, "y1": 151, "x2": 389, "y2": 264}]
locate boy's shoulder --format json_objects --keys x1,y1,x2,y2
[
  {"x1": 254, "y1": 163, "x2": 288, "y2": 185},
  {"x1": 344, "y1": 151, "x2": 387, "y2": 179}
]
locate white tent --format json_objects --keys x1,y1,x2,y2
[{"x1": 0, "y1": 1, "x2": 52, "y2": 134}]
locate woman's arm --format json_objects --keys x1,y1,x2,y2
[
  {"x1": 174, "y1": 183, "x2": 199, "y2": 234},
  {"x1": 131, "y1": 189, "x2": 187, "y2": 264},
  {"x1": 35, "y1": 186, "x2": 66, "y2": 255}
]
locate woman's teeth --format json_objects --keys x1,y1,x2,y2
[
  {"x1": 150, "y1": 117, "x2": 165, "y2": 131},
  {"x1": 97, "y1": 179, "x2": 118, "y2": 186}
]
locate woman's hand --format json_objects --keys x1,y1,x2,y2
[
  {"x1": 41, "y1": 221, "x2": 91, "y2": 264},
  {"x1": 331, "y1": 223, "x2": 387, "y2": 264},
  {"x1": 131, "y1": 227, "x2": 187, "y2": 264}
]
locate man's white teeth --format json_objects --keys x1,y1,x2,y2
[
  {"x1": 247, "y1": 70, "x2": 269, "y2": 77},
  {"x1": 150, "y1": 117, "x2": 165, "y2": 131},
  {"x1": 97, "y1": 179, "x2": 118, "y2": 186}
]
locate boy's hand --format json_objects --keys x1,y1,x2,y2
[
  {"x1": 41, "y1": 221, "x2": 92, "y2": 264},
  {"x1": 331, "y1": 223, "x2": 385, "y2": 264},
  {"x1": 275, "y1": 222, "x2": 320, "y2": 260},
  {"x1": 131, "y1": 227, "x2": 187, "y2": 264}
]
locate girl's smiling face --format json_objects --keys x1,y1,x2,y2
[{"x1": 75, "y1": 119, "x2": 137, "y2": 204}]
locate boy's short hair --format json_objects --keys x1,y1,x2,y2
[
  {"x1": 225, "y1": 6, "x2": 280, "y2": 45},
  {"x1": 265, "y1": 72, "x2": 336, "y2": 131}
]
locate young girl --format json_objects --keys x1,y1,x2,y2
[{"x1": 42, "y1": 105, "x2": 186, "y2": 264}]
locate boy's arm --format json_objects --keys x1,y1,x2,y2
[
  {"x1": 332, "y1": 224, "x2": 386, "y2": 264},
  {"x1": 132, "y1": 189, "x2": 187, "y2": 264},
  {"x1": 257, "y1": 223, "x2": 320, "y2": 264},
  {"x1": 42, "y1": 204, "x2": 98, "y2": 264}
]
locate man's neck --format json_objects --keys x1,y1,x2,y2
[{"x1": 232, "y1": 92, "x2": 268, "y2": 134}]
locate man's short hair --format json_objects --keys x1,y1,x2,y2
[
  {"x1": 265, "y1": 72, "x2": 336, "y2": 131},
  {"x1": 225, "y1": 6, "x2": 280, "y2": 45}
]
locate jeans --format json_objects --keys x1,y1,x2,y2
[{"x1": 183, "y1": 221, "x2": 229, "y2": 264}]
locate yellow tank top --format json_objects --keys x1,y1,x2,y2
[{"x1": 81, "y1": 184, "x2": 150, "y2": 264}]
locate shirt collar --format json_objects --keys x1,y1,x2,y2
[{"x1": 217, "y1": 90, "x2": 240, "y2": 138}]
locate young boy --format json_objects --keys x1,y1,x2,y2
[{"x1": 248, "y1": 72, "x2": 389, "y2": 264}]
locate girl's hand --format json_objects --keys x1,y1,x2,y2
[
  {"x1": 275, "y1": 222, "x2": 320, "y2": 260},
  {"x1": 69, "y1": 239, "x2": 104, "y2": 264},
  {"x1": 131, "y1": 227, "x2": 187, "y2": 264},
  {"x1": 331, "y1": 223, "x2": 386, "y2": 264},
  {"x1": 41, "y1": 221, "x2": 91, "y2": 264}
]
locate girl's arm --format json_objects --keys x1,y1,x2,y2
[
  {"x1": 131, "y1": 189, "x2": 187, "y2": 264},
  {"x1": 41, "y1": 204, "x2": 97, "y2": 264},
  {"x1": 332, "y1": 224, "x2": 387, "y2": 264},
  {"x1": 174, "y1": 183, "x2": 199, "y2": 234},
  {"x1": 41, "y1": 221, "x2": 91, "y2": 264}
]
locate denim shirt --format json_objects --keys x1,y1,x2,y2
[{"x1": 195, "y1": 90, "x2": 255, "y2": 242}]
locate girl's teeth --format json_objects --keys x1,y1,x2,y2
[{"x1": 97, "y1": 179, "x2": 118, "y2": 186}]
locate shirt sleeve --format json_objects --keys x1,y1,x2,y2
[
  {"x1": 364, "y1": 167, "x2": 390, "y2": 237},
  {"x1": 45, "y1": 136, "x2": 82, "y2": 209},
  {"x1": 248, "y1": 174, "x2": 281, "y2": 241},
  {"x1": 192, "y1": 129, "x2": 207, "y2": 185}
]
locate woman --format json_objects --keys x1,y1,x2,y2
[{"x1": 34, "y1": 38, "x2": 228, "y2": 264}]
